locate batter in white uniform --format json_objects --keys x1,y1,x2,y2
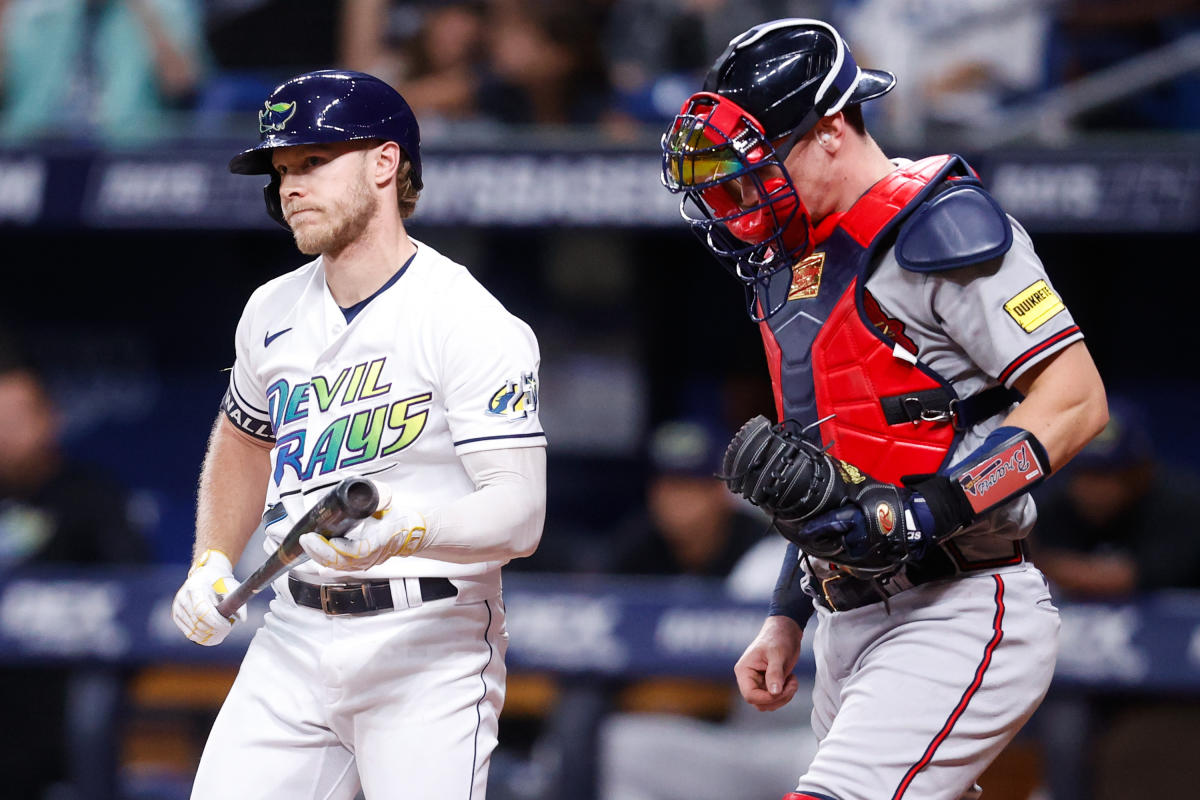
[
  {"x1": 171, "y1": 70, "x2": 547, "y2": 799},
  {"x1": 660, "y1": 19, "x2": 1108, "y2": 800}
]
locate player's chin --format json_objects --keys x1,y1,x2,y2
[{"x1": 292, "y1": 225, "x2": 330, "y2": 255}]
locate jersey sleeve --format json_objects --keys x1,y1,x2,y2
[
  {"x1": 928, "y1": 219, "x2": 1084, "y2": 388},
  {"x1": 221, "y1": 289, "x2": 275, "y2": 444},
  {"x1": 439, "y1": 301, "x2": 547, "y2": 456}
]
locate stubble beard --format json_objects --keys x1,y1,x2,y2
[{"x1": 291, "y1": 178, "x2": 379, "y2": 256}]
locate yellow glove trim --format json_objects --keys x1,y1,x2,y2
[
  {"x1": 395, "y1": 515, "x2": 428, "y2": 557},
  {"x1": 190, "y1": 548, "x2": 234, "y2": 576}
]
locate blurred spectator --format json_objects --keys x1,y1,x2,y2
[
  {"x1": 0, "y1": 0, "x2": 209, "y2": 143},
  {"x1": 602, "y1": 418, "x2": 768, "y2": 576},
  {"x1": 602, "y1": 0, "x2": 826, "y2": 133},
  {"x1": 837, "y1": 0, "x2": 1056, "y2": 145},
  {"x1": 338, "y1": 0, "x2": 611, "y2": 130},
  {"x1": 477, "y1": 0, "x2": 612, "y2": 127},
  {"x1": 339, "y1": 0, "x2": 486, "y2": 124},
  {"x1": 1031, "y1": 395, "x2": 1200, "y2": 598},
  {"x1": 0, "y1": 337, "x2": 151, "y2": 798}
]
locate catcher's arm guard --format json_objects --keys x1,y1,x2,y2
[{"x1": 904, "y1": 425, "x2": 1051, "y2": 538}]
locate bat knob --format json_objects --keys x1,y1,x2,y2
[{"x1": 337, "y1": 478, "x2": 382, "y2": 519}]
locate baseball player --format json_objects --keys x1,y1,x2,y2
[
  {"x1": 660, "y1": 19, "x2": 1108, "y2": 800},
  {"x1": 170, "y1": 70, "x2": 547, "y2": 799}
]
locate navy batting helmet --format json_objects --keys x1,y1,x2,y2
[
  {"x1": 662, "y1": 19, "x2": 895, "y2": 320},
  {"x1": 229, "y1": 70, "x2": 422, "y2": 227}
]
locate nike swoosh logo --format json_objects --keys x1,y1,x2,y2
[{"x1": 264, "y1": 328, "x2": 293, "y2": 347}]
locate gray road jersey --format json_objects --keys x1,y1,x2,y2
[{"x1": 860, "y1": 217, "x2": 1083, "y2": 557}]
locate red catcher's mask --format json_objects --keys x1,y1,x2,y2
[{"x1": 662, "y1": 92, "x2": 816, "y2": 320}]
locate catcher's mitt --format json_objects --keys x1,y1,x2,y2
[
  {"x1": 720, "y1": 415, "x2": 848, "y2": 525},
  {"x1": 722, "y1": 415, "x2": 925, "y2": 576}
]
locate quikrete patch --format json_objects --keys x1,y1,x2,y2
[{"x1": 1004, "y1": 280, "x2": 1065, "y2": 332}]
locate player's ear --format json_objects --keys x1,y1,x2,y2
[
  {"x1": 814, "y1": 117, "x2": 842, "y2": 153},
  {"x1": 372, "y1": 141, "x2": 403, "y2": 190}
]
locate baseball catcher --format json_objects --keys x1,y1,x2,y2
[{"x1": 660, "y1": 16, "x2": 1108, "y2": 800}]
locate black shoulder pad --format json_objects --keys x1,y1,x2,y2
[{"x1": 896, "y1": 184, "x2": 1013, "y2": 273}]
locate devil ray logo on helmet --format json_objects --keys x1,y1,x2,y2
[{"x1": 259, "y1": 101, "x2": 297, "y2": 133}]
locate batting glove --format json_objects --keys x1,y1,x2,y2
[
  {"x1": 298, "y1": 507, "x2": 427, "y2": 571},
  {"x1": 172, "y1": 549, "x2": 247, "y2": 646}
]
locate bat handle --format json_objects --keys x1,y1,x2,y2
[
  {"x1": 215, "y1": 581, "x2": 256, "y2": 619},
  {"x1": 209, "y1": 476, "x2": 391, "y2": 620}
]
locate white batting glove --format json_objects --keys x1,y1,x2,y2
[
  {"x1": 298, "y1": 507, "x2": 427, "y2": 571},
  {"x1": 171, "y1": 549, "x2": 247, "y2": 646}
]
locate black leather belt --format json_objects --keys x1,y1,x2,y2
[
  {"x1": 815, "y1": 546, "x2": 1018, "y2": 613},
  {"x1": 288, "y1": 575, "x2": 457, "y2": 616}
]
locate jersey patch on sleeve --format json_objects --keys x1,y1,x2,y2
[
  {"x1": 222, "y1": 387, "x2": 276, "y2": 443},
  {"x1": 1003, "y1": 280, "x2": 1065, "y2": 333},
  {"x1": 486, "y1": 372, "x2": 539, "y2": 420}
]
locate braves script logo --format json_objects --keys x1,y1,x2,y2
[
  {"x1": 959, "y1": 443, "x2": 1042, "y2": 504},
  {"x1": 259, "y1": 101, "x2": 297, "y2": 134}
]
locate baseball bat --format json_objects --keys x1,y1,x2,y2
[{"x1": 215, "y1": 476, "x2": 385, "y2": 618}]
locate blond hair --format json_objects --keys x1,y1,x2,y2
[{"x1": 396, "y1": 159, "x2": 419, "y2": 219}]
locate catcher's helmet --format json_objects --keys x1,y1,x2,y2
[
  {"x1": 704, "y1": 19, "x2": 895, "y2": 149},
  {"x1": 661, "y1": 19, "x2": 895, "y2": 320},
  {"x1": 229, "y1": 70, "x2": 422, "y2": 227}
]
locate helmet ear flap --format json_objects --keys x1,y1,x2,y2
[{"x1": 263, "y1": 174, "x2": 289, "y2": 230}]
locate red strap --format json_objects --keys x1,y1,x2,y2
[{"x1": 838, "y1": 155, "x2": 954, "y2": 247}]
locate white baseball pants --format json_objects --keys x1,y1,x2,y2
[{"x1": 191, "y1": 585, "x2": 507, "y2": 799}]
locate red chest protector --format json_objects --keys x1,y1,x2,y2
[
  {"x1": 757, "y1": 155, "x2": 1014, "y2": 484},
  {"x1": 811, "y1": 273, "x2": 950, "y2": 482}
]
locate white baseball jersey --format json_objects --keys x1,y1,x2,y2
[{"x1": 221, "y1": 238, "x2": 547, "y2": 582}]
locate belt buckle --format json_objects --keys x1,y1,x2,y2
[{"x1": 318, "y1": 582, "x2": 369, "y2": 616}]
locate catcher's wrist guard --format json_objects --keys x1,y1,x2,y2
[{"x1": 906, "y1": 426, "x2": 1050, "y2": 538}]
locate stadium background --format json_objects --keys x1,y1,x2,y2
[{"x1": 1, "y1": 1, "x2": 1198, "y2": 799}]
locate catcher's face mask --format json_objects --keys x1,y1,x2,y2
[{"x1": 661, "y1": 92, "x2": 815, "y2": 321}]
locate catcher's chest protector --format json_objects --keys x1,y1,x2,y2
[{"x1": 757, "y1": 155, "x2": 970, "y2": 484}]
